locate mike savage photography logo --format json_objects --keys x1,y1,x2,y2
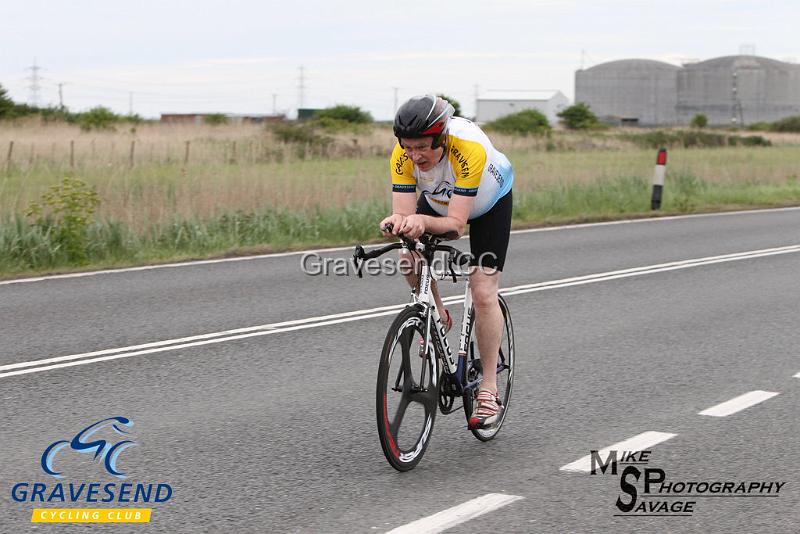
[
  {"x1": 10, "y1": 416, "x2": 173, "y2": 524},
  {"x1": 589, "y1": 449, "x2": 787, "y2": 517}
]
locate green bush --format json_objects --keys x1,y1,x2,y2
[
  {"x1": 314, "y1": 116, "x2": 372, "y2": 133},
  {"x1": 557, "y1": 102, "x2": 600, "y2": 130},
  {"x1": 437, "y1": 94, "x2": 462, "y2": 117},
  {"x1": 748, "y1": 121, "x2": 771, "y2": 132},
  {"x1": 270, "y1": 122, "x2": 323, "y2": 144},
  {"x1": 77, "y1": 106, "x2": 123, "y2": 131},
  {"x1": 621, "y1": 130, "x2": 771, "y2": 149},
  {"x1": 204, "y1": 113, "x2": 229, "y2": 126},
  {"x1": 26, "y1": 177, "x2": 101, "y2": 264},
  {"x1": 267, "y1": 122, "x2": 334, "y2": 158},
  {"x1": 623, "y1": 130, "x2": 675, "y2": 148},
  {"x1": 485, "y1": 109, "x2": 551, "y2": 136},
  {"x1": 681, "y1": 131, "x2": 727, "y2": 147},
  {"x1": 734, "y1": 135, "x2": 772, "y2": 147},
  {"x1": 690, "y1": 113, "x2": 708, "y2": 128},
  {"x1": 770, "y1": 116, "x2": 800, "y2": 133},
  {"x1": 315, "y1": 104, "x2": 372, "y2": 124}
]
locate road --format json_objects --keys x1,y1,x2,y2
[{"x1": 1, "y1": 207, "x2": 799, "y2": 533}]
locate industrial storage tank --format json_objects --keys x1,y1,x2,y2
[
  {"x1": 677, "y1": 55, "x2": 800, "y2": 125},
  {"x1": 575, "y1": 59, "x2": 680, "y2": 125}
]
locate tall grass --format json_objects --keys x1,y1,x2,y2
[
  {"x1": 0, "y1": 201, "x2": 390, "y2": 274},
  {"x1": 3, "y1": 173, "x2": 799, "y2": 276}
]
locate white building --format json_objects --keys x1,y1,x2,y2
[{"x1": 475, "y1": 90, "x2": 571, "y2": 126}]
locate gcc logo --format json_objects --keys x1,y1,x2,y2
[{"x1": 41, "y1": 417, "x2": 136, "y2": 479}]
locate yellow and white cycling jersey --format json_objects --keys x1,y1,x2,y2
[{"x1": 390, "y1": 117, "x2": 514, "y2": 220}]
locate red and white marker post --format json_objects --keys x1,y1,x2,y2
[{"x1": 651, "y1": 148, "x2": 667, "y2": 210}]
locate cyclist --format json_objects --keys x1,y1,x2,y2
[{"x1": 380, "y1": 94, "x2": 514, "y2": 429}]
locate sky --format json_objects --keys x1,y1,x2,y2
[{"x1": 2, "y1": 0, "x2": 799, "y2": 120}]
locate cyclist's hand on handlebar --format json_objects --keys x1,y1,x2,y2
[
  {"x1": 380, "y1": 214, "x2": 405, "y2": 237},
  {"x1": 398, "y1": 214, "x2": 425, "y2": 239}
]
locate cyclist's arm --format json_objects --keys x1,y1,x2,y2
[
  {"x1": 383, "y1": 142, "x2": 418, "y2": 233},
  {"x1": 381, "y1": 192, "x2": 416, "y2": 236},
  {"x1": 392, "y1": 192, "x2": 416, "y2": 216},
  {"x1": 418, "y1": 194, "x2": 472, "y2": 237}
]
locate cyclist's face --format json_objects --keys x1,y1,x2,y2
[{"x1": 400, "y1": 137, "x2": 443, "y2": 171}]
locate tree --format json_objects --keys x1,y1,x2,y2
[
  {"x1": 484, "y1": 109, "x2": 551, "y2": 136},
  {"x1": 0, "y1": 84, "x2": 16, "y2": 118},
  {"x1": 690, "y1": 113, "x2": 708, "y2": 129},
  {"x1": 557, "y1": 102, "x2": 600, "y2": 130},
  {"x1": 437, "y1": 94, "x2": 462, "y2": 117},
  {"x1": 770, "y1": 115, "x2": 800, "y2": 133}
]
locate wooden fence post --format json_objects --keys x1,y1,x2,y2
[
  {"x1": 184, "y1": 140, "x2": 191, "y2": 165},
  {"x1": 129, "y1": 140, "x2": 136, "y2": 168},
  {"x1": 70, "y1": 140, "x2": 75, "y2": 169},
  {"x1": 5, "y1": 141, "x2": 13, "y2": 173}
]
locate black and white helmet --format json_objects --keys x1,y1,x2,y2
[{"x1": 393, "y1": 95, "x2": 454, "y2": 147}]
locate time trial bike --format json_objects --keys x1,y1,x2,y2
[{"x1": 352, "y1": 228, "x2": 515, "y2": 471}]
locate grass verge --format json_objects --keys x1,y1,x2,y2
[{"x1": 2, "y1": 173, "x2": 799, "y2": 279}]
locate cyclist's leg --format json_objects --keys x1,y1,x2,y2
[
  {"x1": 470, "y1": 269, "x2": 503, "y2": 392},
  {"x1": 397, "y1": 194, "x2": 449, "y2": 325},
  {"x1": 399, "y1": 250, "x2": 448, "y2": 322},
  {"x1": 467, "y1": 190, "x2": 512, "y2": 395}
]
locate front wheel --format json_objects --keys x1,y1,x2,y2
[
  {"x1": 464, "y1": 295, "x2": 515, "y2": 441},
  {"x1": 376, "y1": 305, "x2": 439, "y2": 471}
]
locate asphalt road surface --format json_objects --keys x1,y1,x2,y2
[{"x1": 1, "y1": 207, "x2": 799, "y2": 533}]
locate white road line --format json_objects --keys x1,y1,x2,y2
[
  {"x1": 510, "y1": 205, "x2": 800, "y2": 236},
  {"x1": 698, "y1": 390, "x2": 780, "y2": 417},
  {"x1": 0, "y1": 310, "x2": 403, "y2": 379},
  {"x1": 0, "y1": 302, "x2": 409, "y2": 373},
  {"x1": 560, "y1": 431, "x2": 677, "y2": 473},
  {"x1": 0, "y1": 246, "x2": 356, "y2": 286},
  {"x1": 2, "y1": 206, "x2": 798, "y2": 286},
  {"x1": 500, "y1": 244, "x2": 800, "y2": 298},
  {"x1": 385, "y1": 493, "x2": 523, "y2": 534},
  {"x1": 794, "y1": 372, "x2": 800, "y2": 378},
  {"x1": 2, "y1": 244, "x2": 800, "y2": 380}
]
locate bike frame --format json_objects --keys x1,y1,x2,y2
[{"x1": 414, "y1": 256, "x2": 481, "y2": 396}]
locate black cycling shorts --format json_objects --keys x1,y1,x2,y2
[{"x1": 416, "y1": 190, "x2": 512, "y2": 271}]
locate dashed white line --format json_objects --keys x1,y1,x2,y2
[
  {"x1": 560, "y1": 431, "x2": 677, "y2": 473},
  {"x1": 385, "y1": 493, "x2": 523, "y2": 534},
  {"x1": 698, "y1": 390, "x2": 780, "y2": 417},
  {"x1": 794, "y1": 372, "x2": 800, "y2": 378},
  {"x1": 2, "y1": 244, "x2": 800, "y2": 380}
]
